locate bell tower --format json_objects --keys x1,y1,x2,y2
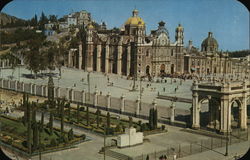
[{"x1": 175, "y1": 24, "x2": 184, "y2": 46}]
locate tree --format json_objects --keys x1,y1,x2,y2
[
  {"x1": 68, "y1": 128, "x2": 74, "y2": 141},
  {"x1": 49, "y1": 112, "x2": 54, "y2": 135},
  {"x1": 149, "y1": 108, "x2": 154, "y2": 130},
  {"x1": 22, "y1": 94, "x2": 29, "y2": 126},
  {"x1": 86, "y1": 106, "x2": 89, "y2": 126},
  {"x1": 32, "y1": 102, "x2": 37, "y2": 124},
  {"x1": 30, "y1": 14, "x2": 38, "y2": 27},
  {"x1": 67, "y1": 102, "x2": 71, "y2": 119},
  {"x1": 50, "y1": 138, "x2": 58, "y2": 146},
  {"x1": 25, "y1": 39, "x2": 43, "y2": 77},
  {"x1": 60, "y1": 99, "x2": 65, "y2": 136},
  {"x1": 41, "y1": 112, "x2": 44, "y2": 131},
  {"x1": 115, "y1": 123, "x2": 123, "y2": 133},
  {"x1": 96, "y1": 109, "x2": 100, "y2": 128},
  {"x1": 27, "y1": 102, "x2": 32, "y2": 154},
  {"x1": 149, "y1": 108, "x2": 158, "y2": 130},
  {"x1": 38, "y1": 11, "x2": 48, "y2": 31},
  {"x1": 106, "y1": 112, "x2": 110, "y2": 129},
  {"x1": 49, "y1": 15, "x2": 58, "y2": 23},
  {"x1": 129, "y1": 116, "x2": 133, "y2": 128},
  {"x1": 153, "y1": 108, "x2": 158, "y2": 129},
  {"x1": 46, "y1": 45, "x2": 58, "y2": 70},
  {"x1": 32, "y1": 121, "x2": 39, "y2": 150},
  {"x1": 0, "y1": 19, "x2": 3, "y2": 27},
  {"x1": 76, "y1": 103, "x2": 80, "y2": 123}
]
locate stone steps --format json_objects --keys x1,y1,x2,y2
[
  {"x1": 181, "y1": 128, "x2": 227, "y2": 139},
  {"x1": 106, "y1": 149, "x2": 131, "y2": 160}
]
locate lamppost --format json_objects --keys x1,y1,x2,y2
[
  {"x1": 225, "y1": 102, "x2": 229, "y2": 156},
  {"x1": 131, "y1": 42, "x2": 137, "y2": 91},
  {"x1": 87, "y1": 72, "x2": 90, "y2": 102},
  {"x1": 18, "y1": 64, "x2": 21, "y2": 81},
  {"x1": 139, "y1": 76, "x2": 142, "y2": 110},
  {"x1": 39, "y1": 130, "x2": 41, "y2": 160},
  {"x1": 104, "y1": 126, "x2": 106, "y2": 160}
]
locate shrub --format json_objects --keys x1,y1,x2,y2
[
  {"x1": 81, "y1": 134, "x2": 86, "y2": 140},
  {"x1": 68, "y1": 129, "x2": 74, "y2": 141},
  {"x1": 161, "y1": 125, "x2": 165, "y2": 130},
  {"x1": 63, "y1": 135, "x2": 69, "y2": 143},
  {"x1": 44, "y1": 128, "x2": 50, "y2": 135},
  {"x1": 140, "y1": 123, "x2": 149, "y2": 132},
  {"x1": 39, "y1": 143, "x2": 46, "y2": 150},
  {"x1": 138, "y1": 120, "x2": 142, "y2": 125},
  {"x1": 50, "y1": 138, "x2": 58, "y2": 146},
  {"x1": 115, "y1": 123, "x2": 123, "y2": 133}
]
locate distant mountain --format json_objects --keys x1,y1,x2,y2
[{"x1": 0, "y1": 12, "x2": 26, "y2": 27}]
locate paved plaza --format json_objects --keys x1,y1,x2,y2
[{"x1": 1, "y1": 67, "x2": 193, "y2": 111}]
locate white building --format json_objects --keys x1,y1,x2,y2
[
  {"x1": 59, "y1": 22, "x2": 69, "y2": 30},
  {"x1": 117, "y1": 127, "x2": 143, "y2": 148},
  {"x1": 44, "y1": 21, "x2": 55, "y2": 30},
  {"x1": 67, "y1": 14, "x2": 77, "y2": 26}
]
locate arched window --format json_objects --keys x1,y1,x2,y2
[{"x1": 171, "y1": 49, "x2": 174, "y2": 56}]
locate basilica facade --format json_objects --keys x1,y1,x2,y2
[{"x1": 67, "y1": 9, "x2": 248, "y2": 77}]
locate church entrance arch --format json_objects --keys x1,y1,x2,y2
[
  {"x1": 171, "y1": 64, "x2": 174, "y2": 74},
  {"x1": 160, "y1": 64, "x2": 165, "y2": 74},
  {"x1": 230, "y1": 99, "x2": 241, "y2": 129}
]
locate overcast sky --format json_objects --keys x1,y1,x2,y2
[{"x1": 2, "y1": 0, "x2": 249, "y2": 51}]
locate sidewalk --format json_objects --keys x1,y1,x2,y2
[{"x1": 178, "y1": 140, "x2": 249, "y2": 160}]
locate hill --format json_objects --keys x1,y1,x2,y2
[{"x1": 0, "y1": 12, "x2": 26, "y2": 27}]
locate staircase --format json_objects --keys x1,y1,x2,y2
[{"x1": 106, "y1": 149, "x2": 132, "y2": 160}]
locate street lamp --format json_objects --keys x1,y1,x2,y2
[
  {"x1": 225, "y1": 103, "x2": 229, "y2": 156},
  {"x1": 104, "y1": 126, "x2": 106, "y2": 160},
  {"x1": 87, "y1": 72, "x2": 90, "y2": 102},
  {"x1": 139, "y1": 76, "x2": 142, "y2": 110}
]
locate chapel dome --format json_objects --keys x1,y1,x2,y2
[
  {"x1": 201, "y1": 32, "x2": 218, "y2": 52},
  {"x1": 125, "y1": 9, "x2": 145, "y2": 26}
]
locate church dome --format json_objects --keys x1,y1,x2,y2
[
  {"x1": 125, "y1": 9, "x2": 145, "y2": 26},
  {"x1": 86, "y1": 23, "x2": 94, "y2": 29},
  {"x1": 201, "y1": 32, "x2": 218, "y2": 52}
]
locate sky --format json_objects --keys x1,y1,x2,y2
[{"x1": 1, "y1": 0, "x2": 249, "y2": 51}]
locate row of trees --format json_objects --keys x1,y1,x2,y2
[
  {"x1": 24, "y1": 38, "x2": 66, "y2": 77},
  {"x1": 228, "y1": 50, "x2": 250, "y2": 58},
  {"x1": 22, "y1": 94, "x2": 39, "y2": 153},
  {"x1": 22, "y1": 94, "x2": 77, "y2": 153},
  {"x1": 0, "y1": 28, "x2": 46, "y2": 45},
  {"x1": 0, "y1": 12, "x2": 59, "y2": 30}
]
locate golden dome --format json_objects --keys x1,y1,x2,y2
[
  {"x1": 125, "y1": 9, "x2": 145, "y2": 26},
  {"x1": 125, "y1": 17, "x2": 145, "y2": 26},
  {"x1": 87, "y1": 23, "x2": 94, "y2": 29}
]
